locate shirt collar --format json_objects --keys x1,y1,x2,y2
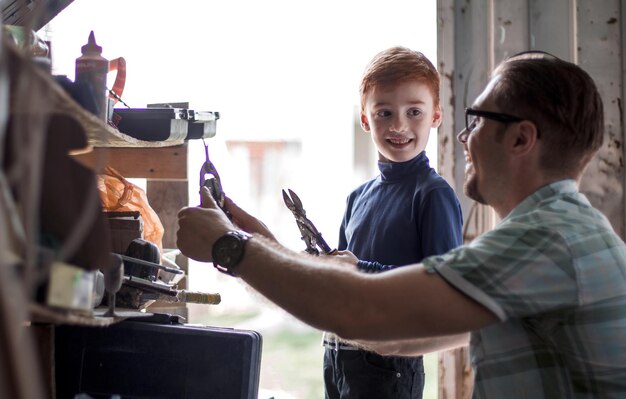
[
  {"x1": 503, "y1": 179, "x2": 579, "y2": 221},
  {"x1": 378, "y1": 151, "x2": 429, "y2": 182}
]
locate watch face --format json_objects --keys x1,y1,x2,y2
[
  {"x1": 214, "y1": 235, "x2": 243, "y2": 267},
  {"x1": 212, "y1": 231, "x2": 251, "y2": 275}
]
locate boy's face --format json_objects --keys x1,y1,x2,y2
[{"x1": 361, "y1": 80, "x2": 441, "y2": 163}]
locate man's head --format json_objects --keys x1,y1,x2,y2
[
  {"x1": 459, "y1": 52, "x2": 604, "y2": 206},
  {"x1": 359, "y1": 47, "x2": 442, "y2": 162},
  {"x1": 490, "y1": 52, "x2": 604, "y2": 176}
]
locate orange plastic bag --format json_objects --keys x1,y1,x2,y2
[{"x1": 97, "y1": 166, "x2": 164, "y2": 253}]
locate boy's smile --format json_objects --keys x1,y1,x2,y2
[{"x1": 361, "y1": 80, "x2": 441, "y2": 163}]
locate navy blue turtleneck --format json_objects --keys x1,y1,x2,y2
[
  {"x1": 338, "y1": 151, "x2": 463, "y2": 272},
  {"x1": 324, "y1": 151, "x2": 464, "y2": 399}
]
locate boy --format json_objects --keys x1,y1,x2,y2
[{"x1": 322, "y1": 47, "x2": 463, "y2": 399}]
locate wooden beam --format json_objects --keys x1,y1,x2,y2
[{"x1": 72, "y1": 144, "x2": 188, "y2": 180}]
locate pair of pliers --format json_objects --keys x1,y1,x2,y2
[
  {"x1": 282, "y1": 188, "x2": 335, "y2": 255},
  {"x1": 200, "y1": 139, "x2": 231, "y2": 219}
]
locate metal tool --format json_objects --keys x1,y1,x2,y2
[
  {"x1": 122, "y1": 275, "x2": 221, "y2": 305},
  {"x1": 119, "y1": 254, "x2": 184, "y2": 276},
  {"x1": 282, "y1": 188, "x2": 336, "y2": 255},
  {"x1": 200, "y1": 138, "x2": 231, "y2": 218}
]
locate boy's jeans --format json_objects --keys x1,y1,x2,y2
[{"x1": 323, "y1": 348, "x2": 425, "y2": 399}]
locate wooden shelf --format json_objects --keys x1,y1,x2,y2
[{"x1": 73, "y1": 144, "x2": 188, "y2": 180}]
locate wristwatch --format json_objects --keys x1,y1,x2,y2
[{"x1": 211, "y1": 230, "x2": 252, "y2": 276}]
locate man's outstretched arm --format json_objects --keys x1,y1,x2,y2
[
  {"x1": 350, "y1": 333, "x2": 470, "y2": 356},
  {"x1": 177, "y1": 188, "x2": 497, "y2": 341}
]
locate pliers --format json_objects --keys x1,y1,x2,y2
[
  {"x1": 200, "y1": 139, "x2": 231, "y2": 219},
  {"x1": 282, "y1": 188, "x2": 336, "y2": 255}
]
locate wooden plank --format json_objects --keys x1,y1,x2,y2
[
  {"x1": 438, "y1": 1, "x2": 488, "y2": 395},
  {"x1": 451, "y1": 0, "x2": 491, "y2": 221},
  {"x1": 2, "y1": 0, "x2": 75, "y2": 30},
  {"x1": 72, "y1": 144, "x2": 188, "y2": 180},
  {"x1": 577, "y1": 0, "x2": 624, "y2": 238},
  {"x1": 529, "y1": 0, "x2": 575, "y2": 61},
  {"x1": 437, "y1": 0, "x2": 458, "y2": 188},
  {"x1": 439, "y1": 346, "x2": 474, "y2": 399},
  {"x1": 493, "y1": 0, "x2": 529, "y2": 62},
  {"x1": 437, "y1": 1, "x2": 626, "y2": 398},
  {"x1": 146, "y1": 180, "x2": 189, "y2": 316},
  {"x1": 622, "y1": 0, "x2": 626, "y2": 239},
  {"x1": 147, "y1": 180, "x2": 188, "y2": 249}
]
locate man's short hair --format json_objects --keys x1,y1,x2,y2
[
  {"x1": 360, "y1": 46, "x2": 440, "y2": 111},
  {"x1": 491, "y1": 52, "x2": 604, "y2": 175}
]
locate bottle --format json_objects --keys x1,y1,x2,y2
[{"x1": 75, "y1": 31, "x2": 108, "y2": 121}]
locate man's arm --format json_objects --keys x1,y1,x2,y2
[
  {"x1": 177, "y1": 188, "x2": 498, "y2": 341},
  {"x1": 349, "y1": 333, "x2": 470, "y2": 356},
  {"x1": 239, "y1": 241, "x2": 495, "y2": 340}
]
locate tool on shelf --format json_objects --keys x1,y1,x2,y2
[{"x1": 200, "y1": 138, "x2": 231, "y2": 218}]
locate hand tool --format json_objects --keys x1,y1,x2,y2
[{"x1": 282, "y1": 188, "x2": 336, "y2": 255}]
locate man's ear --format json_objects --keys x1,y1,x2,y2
[
  {"x1": 511, "y1": 120, "x2": 539, "y2": 156},
  {"x1": 431, "y1": 105, "x2": 442, "y2": 129},
  {"x1": 360, "y1": 113, "x2": 371, "y2": 132}
]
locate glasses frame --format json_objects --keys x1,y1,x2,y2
[
  {"x1": 459, "y1": 108, "x2": 527, "y2": 143},
  {"x1": 465, "y1": 108, "x2": 524, "y2": 132}
]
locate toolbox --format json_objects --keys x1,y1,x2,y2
[
  {"x1": 113, "y1": 108, "x2": 219, "y2": 142},
  {"x1": 54, "y1": 319, "x2": 262, "y2": 399}
]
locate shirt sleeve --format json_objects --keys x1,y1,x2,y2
[
  {"x1": 422, "y1": 223, "x2": 579, "y2": 321},
  {"x1": 356, "y1": 260, "x2": 397, "y2": 272}
]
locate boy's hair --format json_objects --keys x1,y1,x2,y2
[
  {"x1": 492, "y1": 52, "x2": 604, "y2": 176},
  {"x1": 360, "y1": 46, "x2": 440, "y2": 111}
]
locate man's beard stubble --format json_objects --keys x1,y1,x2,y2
[{"x1": 464, "y1": 172, "x2": 487, "y2": 205}]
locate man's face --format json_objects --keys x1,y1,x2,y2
[
  {"x1": 361, "y1": 80, "x2": 442, "y2": 163},
  {"x1": 459, "y1": 76, "x2": 510, "y2": 204}
]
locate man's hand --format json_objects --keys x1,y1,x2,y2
[
  {"x1": 176, "y1": 187, "x2": 234, "y2": 262},
  {"x1": 224, "y1": 197, "x2": 278, "y2": 242}
]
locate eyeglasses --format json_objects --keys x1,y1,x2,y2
[{"x1": 458, "y1": 108, "x2": 524, "y2": 143}]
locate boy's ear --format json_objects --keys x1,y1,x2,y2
[
  {"x1": 360, "y1": 113, "x2": 371, "y2": 132},
  {"x1": 431, "y1": 105, "x2": 442, "y2": 129}
]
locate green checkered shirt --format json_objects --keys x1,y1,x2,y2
[{"x1": 424, "y1": 179, "x2": 626, "y2": 398}]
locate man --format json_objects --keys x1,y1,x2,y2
[{"x1": 177, "y1": 52, "x2": 626, "y2": 398}]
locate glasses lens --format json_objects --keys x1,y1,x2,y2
[{"x1": 467, "y1": 113, "x2": 478, "y2": 131}]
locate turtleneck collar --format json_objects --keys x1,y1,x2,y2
[{"x1": 378, "y1": 151, "x2": 429, "y2": 183}]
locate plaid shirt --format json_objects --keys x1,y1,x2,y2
[{"x1": 423, "y1": 179, "x2": 626, "y2": 398}]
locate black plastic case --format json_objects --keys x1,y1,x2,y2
[
  {"x1": 113, "y1": 108, "x2": 219, "y2": 142},
  {"x1": 55, "y1": 320, "x2": 262, "y2": 399}
]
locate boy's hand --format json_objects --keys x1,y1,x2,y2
[
  {"x1": 329, "y1": 250, "x2": 359, "y2": 267},
  {"x1": 176, "y1": 187, "x2": 234, "y2": 262}
]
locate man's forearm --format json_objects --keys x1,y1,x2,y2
[
  {"x1": 347, "y1": 333, "x2": 470, "y2": 356},
  {"x1": 236, "y1": 235, "x2": 370, "y2": 335},
  {"x1": 235, "y1": 235, "x2": 494, "y2": 340}
]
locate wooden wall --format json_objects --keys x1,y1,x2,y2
[{"x1": 436, "y1": 0, "x2": 625, "y2": 397}]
